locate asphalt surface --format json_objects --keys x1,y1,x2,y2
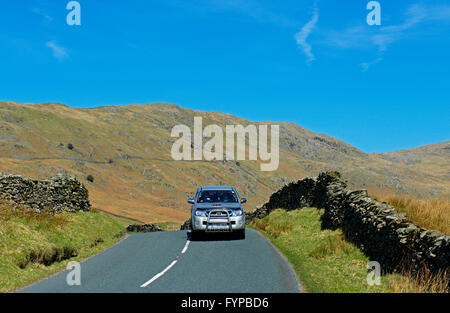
[{"x1": 18, "y1": 229, "x2": 301, "y2": 293}]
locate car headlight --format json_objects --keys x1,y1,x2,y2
[
  {"x1": 232, "y1": 209, "x2": 243, "y2": 216},
  {"x1": 195, "y1": 210, "x2": 206, "y2": 217}
]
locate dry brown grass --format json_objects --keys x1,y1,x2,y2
[
  {"x1": 370, "y1": 193, "x2": 450, "y2": 235},
  {"x1": 370, "y1": 193, "x2": 449, "y2": 292},
  {"x1": 387, "y1": 269, "x2": 449, "y2": 293},
  {"x1": 0, "y1": 200, "x2": 69, "y2": 229}
]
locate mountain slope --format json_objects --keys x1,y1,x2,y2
[{"x1": 0, "y1": 101, "x2": 448, "y2": 223}]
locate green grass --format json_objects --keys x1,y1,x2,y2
[
  {"x1": 0, "y1": 207, "x2": 126, "y2": 292},
  {"x1": 250, "y1": 208, "x2": 392, "y2": 293}
]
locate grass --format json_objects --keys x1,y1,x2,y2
[
  {"x1": 250, "y1": 208, "x2": 449, "y2": 293},
  {"x1": 386, "y1": 269, "x2": 449, "y2": 293},
  {"x1": 0, "y1": 202, "x2": 126, "y2": 292},
  {"x1": 371, "y1": 193, "x2": 450, "y2": 235}
]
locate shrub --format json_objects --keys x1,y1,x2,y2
[
  {"x1": 67, "y1": 143, "x2": 74, "y2": 150},
  {"x1": 89, "y1": 237, "x2": 104, "y2": 248},
  {"x1": 18, "y1": 245, "x2": 78, "y2": 268},
  {"x1": 86, "y1": 175, "x2": 94, "y2": 183}
]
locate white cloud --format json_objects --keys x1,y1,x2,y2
[
  {"x1": 46, "y1": 41, "x2": 68, "y2": 61},
  {"x1": 322, "y1": 3, "x2": 450, "y2": 69},
  {"x1": 325, "y1": 4, "x2": 427, "y2": 53},
  {"x1": 360, "y1": 57, "x2": 383, "y2": 72},
  {"x1": 370, "y1": 4, "x2": 427, "y2": 52},
  {"x1": 294, "y1": 8, "x2": 319, "y2": 63},
  {"x1": 324, "y1": 26, "x2": 369, "y2": 49},
  {"x1": 33, "y1": 7, "x2": 53, "y2": 22}
]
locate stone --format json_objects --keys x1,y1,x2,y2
[
  {"x1": 0, "y1": 173, "x2": 90, "y2": 213},
  {"x1": 127, "y1": 224, "x2": 163, "y2": 233},
  {"x1": 242, "y1": 170, "x2": 450, "y2": 275}
]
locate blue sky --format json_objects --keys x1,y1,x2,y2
[{"x1": 0, "y1": 0, "x2": 449, "y2": 153}]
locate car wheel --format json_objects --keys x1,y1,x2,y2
[
  {"x1": 191, "y1": 230, "x2": 201, "y2": 241},
  {"x1": 235, "y1": 229, "x2": 245, "y2": 240}
]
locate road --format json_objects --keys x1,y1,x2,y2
[{"x1": 18, "y1": 229, "x2": 301, "y2": 293}]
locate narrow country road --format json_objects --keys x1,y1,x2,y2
[{"x1": 18, "y1": 229, "x2": 301, "y2": 293}]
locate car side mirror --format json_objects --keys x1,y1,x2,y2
[
  {"x1": 240, "y1": 198, "x2": 247, "y2": 204},
  {"x1": 188, "y1": 198, "x2": 195, "y2": 204}
]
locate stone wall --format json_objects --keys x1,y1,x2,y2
[
  {"x1": 127, "y1": 224, "x2": 163, "y2": 233},
  {"x1": 247, "y1": 171, "x2": 449, "y2": 274},
  {"x1": 0, "y1": 173, "x2": 91, "y2": 213}
]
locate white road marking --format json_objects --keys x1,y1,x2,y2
[
  {"x1": 140, "y1": 260, "x2": 178, "y2": 288},
  {"x1": 140, "y1": 239, "x2": 191, "y2": 287},
  {"x1": 181, "y1": 240, "x2": 190, "y2": 254}
]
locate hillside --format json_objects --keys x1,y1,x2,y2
[{"x1": 0, "y1": 101, "x2": 448, "y2": 223}]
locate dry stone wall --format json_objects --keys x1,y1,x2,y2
[
  {"x1": 0, "y1": 173, "x2": 91, "y2": 213},
  {"x1": 126, "y1": 224, "x2": 163, "y2": 233},
  {"x1": 247, "y1": 171, "x2": 449, "y2": 274}
]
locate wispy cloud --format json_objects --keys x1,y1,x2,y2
[
  {"x1": 32, "y1": 2, "x2": 53, "y2": 23},
  {"x1": 322, "y1": 3, "x2": 450, "y2": 70},
  {"x1": 294, "y1": 8, "x2": 319, "y2": 63},
  {"x1": 46, "y1": 41, "x2": 68, "y2": 61},
  {"x1": 33, "y1": 8, "x2": 52, "y2": 22},
  {"x1": 324, "y1": 26, "x2": 369, "y2": 50},
  {"x1": 360, "y1": 57, "x2": 383, "y2": 72},
  {"x1": 371, "y1": 4, "x2": 427, "y2": 52}
]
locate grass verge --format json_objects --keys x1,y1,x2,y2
[
  {"x1": 0, "y1": 204, "x2": 126, "y2": 292},
  {"x1": 249, "y1": 208, "x2": 448, "y2": 293}
]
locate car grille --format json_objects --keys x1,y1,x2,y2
[
  {"x1": 208, "y1": 210, "x2": 232, "y2": 218},
  {"x1": 205, "y1": 209, "x2": 234, "y2": 232}
]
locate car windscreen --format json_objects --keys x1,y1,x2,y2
[{"x1": 197, "y1": 190, "x2": 238, "y2": 203}]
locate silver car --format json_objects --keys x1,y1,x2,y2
[{"x1": 188, "y1": 186, "x2": 246, "y2": 240}]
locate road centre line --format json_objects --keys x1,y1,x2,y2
[
  {"x1": 140, "y1": 260, "x2": 178, "y2": 287},
  {"x1": 181, "y1": 240, "x2": 190, "y2": 254},
  {"x1": 140, "y1": 239, "x2": 191, "y2": 287}
]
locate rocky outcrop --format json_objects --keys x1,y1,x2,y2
[
  {"x1": 0, "y1": 173, "x2": 90, "y2": 213},
  {"x1": 247, "y1": 171, "x2": 449, "y2": 274},
  {"x1": 126, "y1": 224, "x2": 163, "y2": 233}
]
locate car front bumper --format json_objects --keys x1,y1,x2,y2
[{"x1": 192, "y1": 215, "x2": 246, "y2": 231}]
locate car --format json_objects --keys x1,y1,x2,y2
[{"x1": 188, "y1": 186, "x2": 246, "y2": 240}]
